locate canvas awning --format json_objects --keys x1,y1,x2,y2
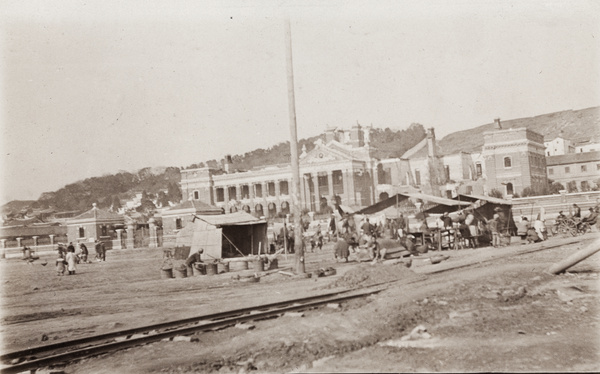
[
  {"x1": 355, "y1": 193, "x2": 470, "y2": 215},
  {"x1": 452, "y1": 193, "x2": 513, "y2": 206}
]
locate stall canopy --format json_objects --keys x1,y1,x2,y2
[
  {"x1": 175, "y1": 211, "x2": 267, "y2": 260},
  {"x1": 355, "y1": 192, "x2": 470, "y2": 216},
  {"x1": 454, "y1": 194, "x2": 516, "y2": 232}
]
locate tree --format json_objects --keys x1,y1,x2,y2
[
  {"x1": 110, "y1": 195, "x2": 121, "y2": 212},
  {"x1": 548, "y1": 179, "x2": 565, "y2": 194},
  {"x1": 167, "y1": 182, "x2": 182, "y2": 204},
  {"x1": 567, "y1": 181, "x2": 578, "y2": 193},
  {"x1": 489, "y1": 189, "x2": 503, "y2": 199},
  {"x1": 157, "y1": 191, "x2": 170, "y2": 207},
  {"x1": 521, "y1": 187, "x2": 535, "y2": 197}
]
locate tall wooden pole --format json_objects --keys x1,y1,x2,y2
[{"x1": 284, "y1": 17, "x2": 305, "y2": 274}]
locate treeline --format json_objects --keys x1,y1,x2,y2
[
  {"x1": 16, "y1": 124, "x2": 428, "y2": 214},
  {"x1": 34, "y1": 167, "x2": 182, "y2": 212}
]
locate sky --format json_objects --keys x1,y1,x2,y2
[{"x1": 1, "y1": 0, "x2": 599, "y2": 204}]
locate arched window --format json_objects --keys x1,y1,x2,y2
[
  {"x1": 255, "y1": 204, "x2": 264, "y2": 214},
  {"x1": 506, "y1": 183, "x2": 514, "y2": 195},
  {"x1": 503, "y1": 157, "x2": 512, "y2": 168},
  {"x1": 379, "y1": 192, "x2": 389, "y2": 201},
  {"x1": 78, "y1": 226, "x2": 85, "y2": 238}
]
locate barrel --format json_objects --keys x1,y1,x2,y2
[
  {"x1": 160, "y1": 268, "x2": 173, "y2": 279},
  {"x1": 174, "y1": 267, "x2": 187, "y2": 278},
  {"x1": 253, "y1": 258, "x2": 264, "y2": 272},
  {"x1": 218, "y1": 262, "x2": 230, "y2": 273},
  {"x1": 205, "y1": 263, "x2": 218, "y2": 276}
]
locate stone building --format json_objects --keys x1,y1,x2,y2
[
  {"x1": 482, "y1": 119, "x2": 548, "y2": 196},
  {"x1": 66, "y1": 204, "x2": 125, "y2": 249},
  {"x1": 546, "y1": 151, "x2": 600, "y2": 192},
  {"x1": 180, "y1": 125, "x2": 380, "y2": 216}
]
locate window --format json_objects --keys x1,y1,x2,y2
[
  {"x1": 475, "y1": 163, "x2": 482, "y2": 177},
  {"x1": 267, "y1": 182, "x2": 276, "y2": 196},
  {"x1": 565, "y1": 167, "x2": 570, "y2": 174},
  {"x1": 254, "y1": 184, "x2": 262, "y2": 198},
  {"x1": 216, "y1": 188, "x2": 224, "y2": 202},
  {"x1": 241, "y1": 185, "x2": 250, "y2": 199},
  {"x1": 444, "y1": 165, "x2": 450, "y2": 180},
  {"x1": 548, "y1": 168, "x2": 554, "y2": 175},
  {"x1": 101, "y1": 225, "x2": 108, "y2": 236},
  {"x1": 175, "y1": 218, "x2": 182, "y2": 230},
  {"x1": 228, "y1": 186, "x2": 237, "y2": 200},
  {"x1": 193, "y1": 191, "x2": 199, "y2": 200},
  {"x1": 414, "y1": 169, "x2": 421, "y2": 185},
  {"x1": 506, "y1": 183, "x2": 514, "y2": 195},
  {"x1": 503, "y1": 157, "x2": 512, "y2": 168},
  {"x1": 279, "y1": 181, "x2": 289, "y2": 195},
  {"x1": 581, "y1": 165, "x2": 587, "y2": 172},
  {"x1": 78, "y1": 227, "x2": 85, "y2": 238}
]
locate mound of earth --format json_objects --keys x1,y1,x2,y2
[{"x1": 328, "y1": 262, "x2": 418, "y2": 289}]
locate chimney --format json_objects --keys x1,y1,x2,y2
[
  {"x1": 223, "y1": 155, "x2": 232, "y2": 173},
  {"x1": 426, "y1": 127, "x2": 437, "y2": 157},
  {"x1": 350, "y1": 123, "x2": 364, "y2": 148},
  {"x1": 494, "y1": 118, "x2": 502, "y2": 130},
  {"x1": 324, "y1": 127, "x2": 335, "y2": 143}
]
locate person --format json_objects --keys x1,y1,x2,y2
[
  {"x1": 517, "y1": 217, "x2": 530, "y2": 244},
  {"x1": 328, "y1": 213, "x2": 337, "y2": 238},
  {"x1": 441, "y1": 212, "x2": 453, "y2": 229},
  {"x1": 95, "y1": 240, "x2": 102, "y2": 261},
  {"x1": 465, "y1": 209, "x2": 479, "y2": 248},
  {"x1": 65, "y1": 246, "x2": 77, "y2": 275},
  {"x1": 79, "y1": 243, "x2": 89, "y2": 263},
  {"x1": 67, "y1": 242, "x2": 75, "y2": 253},
  {"x1": 397, "y1": 213, "x2": 407, "y2": 238},
  {"x1": 489, "y1": 214, "x2": 500, "y2": 248},
  {"x1": 526, "y1": 226, "x2": 541, "y2": 243},
  {"x1": 185, "y1": 248, "x2": 204, "y2": 269},
  {"x1": 361, "y1": 218, "x2": 373, "y2": 237},
  {"x1": 56, "y1": 249, "x2": 66, "y2": 276},
  {"x1": 582, "y1": 207, "x2": 598, "y2": 225},
  {"x1": 334, "y1": 235, "x2": 350, "y2": 262},
  {"x1": 418, "y1": 218, "x2": 430, "y2": 234},
  {"x1": 533, "y1": 214, "x2": 547, "y2": 241},
  {"x1": 572, "y1": 204, "x2": 581, "y2": 218}
]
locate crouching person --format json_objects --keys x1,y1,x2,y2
[{"x1": 185, "y1": 248, "x2": 204, "y2": 274}]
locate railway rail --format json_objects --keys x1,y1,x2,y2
[
  {"x1": 0, "y1": 285, "x2": 390, "y2": 374},
  {"x1": 1, "y1": 235, "x2": 594, "y2": 373}
]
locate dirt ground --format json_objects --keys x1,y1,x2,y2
[{"x1": 1, "y1": 234, "x2": 599, "y2": 373}]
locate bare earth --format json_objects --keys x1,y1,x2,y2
[{"x1": 1, "y1": 234, "x2": 599, "y2": 373}]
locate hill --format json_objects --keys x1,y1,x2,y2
[{"x1": 438, "y1": 106, "x2": 600, "y2": 155}]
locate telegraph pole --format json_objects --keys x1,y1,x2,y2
[{"x1": 284, "y1": 17, "x2": 305, "y2": 274}]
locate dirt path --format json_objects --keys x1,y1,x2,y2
[{"x1": 1, "y1": 234, "x2": 599, "y2": 373}]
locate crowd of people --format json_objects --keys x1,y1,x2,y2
[{"x1": 55, "y1": 240, "x2": 106, "y2": 276}]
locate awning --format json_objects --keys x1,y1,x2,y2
[
  {"x1": 192, "y1": 211, "x2": 266, "y2": 226},
  {"x1": 452, "y1": 193, "x2": 513, "y2": 206},
  {"x1": 355, "y1": 193, "x2": 470, "y2": 215}
]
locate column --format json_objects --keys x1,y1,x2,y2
[
  {"x1": 32, "y1": 236, "x2": 39, "y2": 247},
  {"x1": 275, "y1": 180, "x2": 281, "y2": 213},
  {"x1": 223, "y1": 186, "x2": 230, "y2": 213},
  {"x1": 0, "y1": 239, "x2": 6, "y2": 259},
  {"x1": 235, "y1": 184, "x2": 241, "y2": 200},
  {"x1": 327, "y1": 171, "x2": 334, "y2": 201},
  {"x1": 126, "y1": 223, "x2": 136, "y2": 249},
  {"x1": 249, "y1": 183, "x2": 255, "y2": 200},
  {"x1": 344, "y1": 170, "x2": 355, "y2": 206},
  {"x1": 148, "y1": 219, "x2": 158, "y2": 248},
  {"x1": 261, "y1": 181, "x2": 267, "y2": 198},
  {"x1": 49, "y1": 235, "x2": 55, "y2": 245},
  {"x1": 310, "y1": 173, "x2": 321, "y2": 212},
  {"x1": 113, "y1": 229, "x2": 124, "y2": 250},
  {"x1": 16, "y1": 237, "x2": 23, "y2": 248},
  {"x1": 300, "y1": 175, "x2": 308, "y2": 211}
]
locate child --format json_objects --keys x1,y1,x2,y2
[
  {"x1": 56, "y1": 251, "x2": 65, "y2": 276},
  {"x1": 66, "y1": 247, "x2": 77, "y2": 275}
]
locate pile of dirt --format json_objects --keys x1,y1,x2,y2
[{"x1": 327, "y1": 263, "x2": 418, "y2": 289}]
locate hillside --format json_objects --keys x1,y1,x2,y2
[{"x1": 438, "y1": 106, "x2": 600, "y2": 155}]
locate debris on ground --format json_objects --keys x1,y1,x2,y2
[{"x1": 326, "y1": 262, "x2": 418, "y2": 289}]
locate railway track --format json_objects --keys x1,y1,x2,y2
[
  {"x1": 2, "y1": 235, "x2": 593, "y2": 373},
  {"x1": 0, "y1": 285, "x2": 388, "y2": 374}
]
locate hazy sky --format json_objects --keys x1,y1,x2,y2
[{"x1": 1, "y1": 0, "x2": 599, "y2": 204}]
